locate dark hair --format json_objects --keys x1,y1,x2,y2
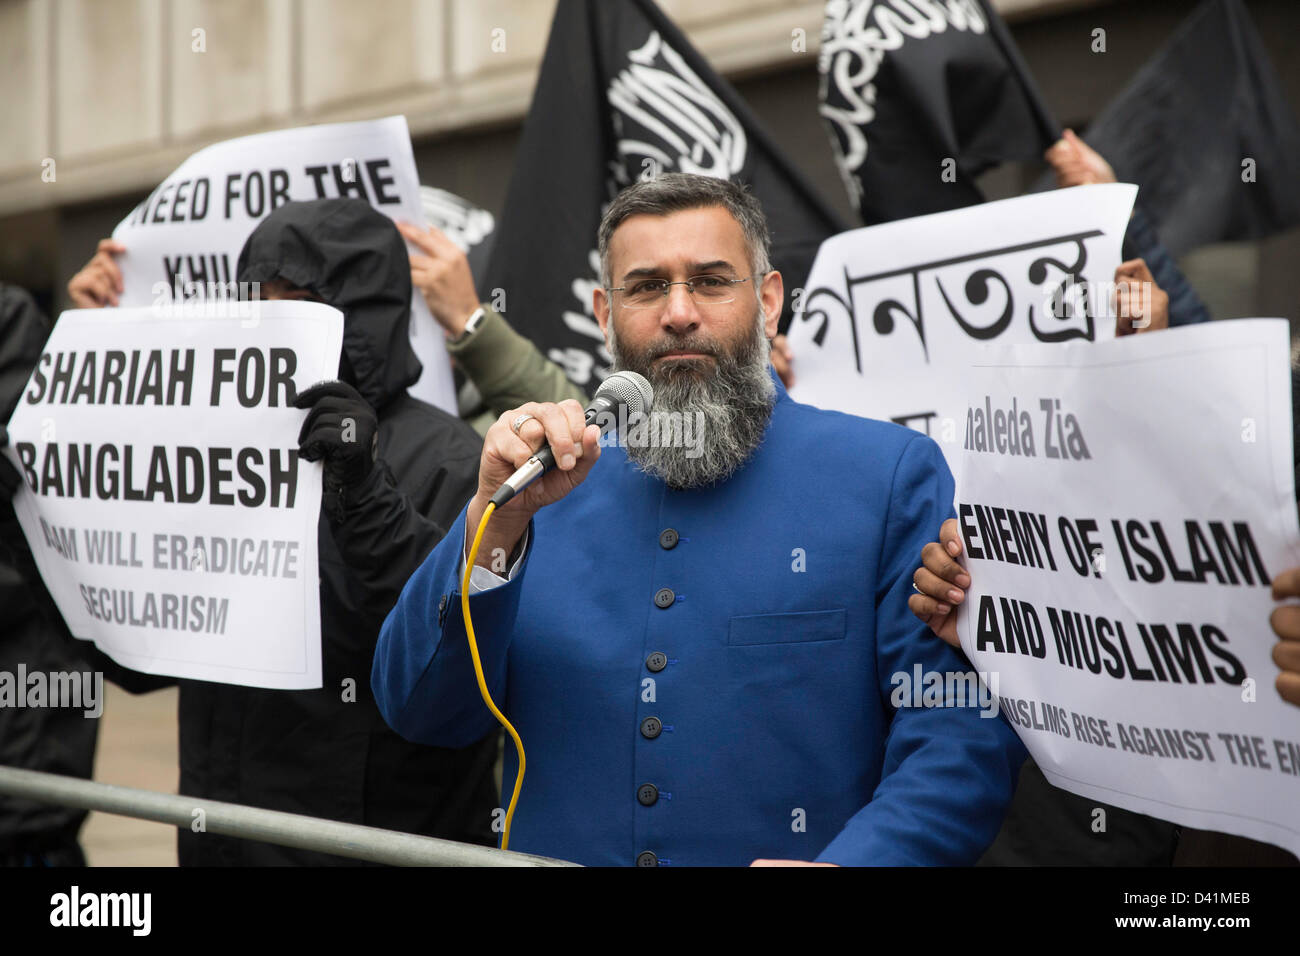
[{"x1": 597, "y1": 173, "x2": 772, "y2": 287}]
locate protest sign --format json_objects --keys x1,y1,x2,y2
[
  {"x1": 787, "y1": 184, "x2": 1136, "y2": 479},
  {"x1": 110, "y1": 115, "x2": 455, "y2": 414},
  {"x1": 3, "y1": 302, "x2": 343, "y2": 690},
  {"x1": 956, "y1": 319, "x2": 1300, "y2": 856}
]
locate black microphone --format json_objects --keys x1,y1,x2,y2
[{"x1": 489, "y1": 370, "x2": 653, "y2": 508}]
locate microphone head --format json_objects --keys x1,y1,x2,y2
[{"x1": 595, "y1": 370, "x2": 653, "y2": 417}]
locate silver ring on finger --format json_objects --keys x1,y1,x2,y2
[
  {"x1": 510, "y1": 413, "x2": 535, "y2": 436},
  {"x1": 912, "y1": 580, "x2": 923, "y2": 595}
]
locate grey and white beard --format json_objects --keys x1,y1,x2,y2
[{"x1": 606, "y1": 309, "x2": 776, "y2": 490}]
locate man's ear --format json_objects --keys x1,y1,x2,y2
[
  {"x1": 760, "y1": 271, "x2": 783, "y2": 341},
  {"x1": 594, "y1": 286, "x2": 610, "y2": 340}
]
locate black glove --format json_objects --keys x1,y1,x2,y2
[
  {"x1": 0, "y1": 424, "x2": 23, "y2": 499},
  {"x1": 293, "y1": 381, "x2": 379, "y2": 492}
]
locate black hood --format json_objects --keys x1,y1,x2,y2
[
  {"x1": 236, "y1": 198, "x2": 422, "y2": 410},
  {"x1": 0, "y1": 284, "x2": 52, "y2": 421}
]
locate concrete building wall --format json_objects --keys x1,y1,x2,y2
[{"x1": 0, "y1": 0, "x2": 835, "y2": 218}]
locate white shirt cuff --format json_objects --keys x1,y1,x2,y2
[{"x1": 462, "y1": 525, "x2": 530, "y2": 594}]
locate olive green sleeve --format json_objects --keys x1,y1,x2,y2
[{"x1": 445, "y1": 305, "x2": 588, "y2": 420}]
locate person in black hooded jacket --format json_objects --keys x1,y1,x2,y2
[{"x1": 171, "y1": 198, "x2": 497, "y2": 864}]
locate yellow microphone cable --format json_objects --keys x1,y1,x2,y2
[
  {"x1": 458, "y1": 372, "x2": 651, "y2": 851},
  {"x1": 460, "y1": 501, "x2": 526, "y2": 851}
]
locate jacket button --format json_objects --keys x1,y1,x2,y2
[
  {"x1": 645, "y1": 652, "x2": 667, "y2": 672},
  {"x1": 659, "y1": 528, "x2": 679, "y2": 549},
  {"x1": 637, "y1": 783, "x2": 659, "y2": 806},
  {"x1": 636, "y1": 851, "x2": 658, "y2": 867},
  {"x1": 653, "y1": 588, "x2": 675, "y2": 609},
  {"x1": 640, "y1": 716, "x2": 662, "y2": 739}
]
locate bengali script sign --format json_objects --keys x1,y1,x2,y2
[{"x1": 788, "y1": 184, "x2": 1136, "y2": 478}]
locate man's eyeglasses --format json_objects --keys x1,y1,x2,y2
[{"x1": 607, "y1": 274, "x2": 761, "y2": 310}]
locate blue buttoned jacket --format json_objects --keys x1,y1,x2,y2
[{"x1": 372, "y1": 378, "x2": 1026, "y2": 866}]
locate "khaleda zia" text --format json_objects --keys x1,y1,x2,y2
[{"x1": 964, "y1": 396, "x2": 1090, "y2": 460}]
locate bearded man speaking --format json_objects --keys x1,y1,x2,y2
[{"x1": 372, "y1": 174, "x2": 1026, "y2": 866}]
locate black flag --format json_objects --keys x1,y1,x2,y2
[
  {"x1": 818, "y1": 0, "x2": 1058, "y2": 224},
  {"x1": 483, "y1": 0, "x2": 848, "y2": 392},
  {"x1": 1059, "y1": 0, "x2": 1300, "y2": 257}
]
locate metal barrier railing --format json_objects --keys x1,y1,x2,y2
[{"x1": 0, "y1": 765, "x2": 577, "y2": 867}]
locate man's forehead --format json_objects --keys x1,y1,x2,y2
[{"x1": 609, "y1": 205, "x2": 747, "y2": 276}]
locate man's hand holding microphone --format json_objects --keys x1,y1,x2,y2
[
  {"x1": 464, "y1": 371, "x2": 653, "y2": 571},
  {"x1": 464, "y1": 400, "x2": 603, "y2": 570}
]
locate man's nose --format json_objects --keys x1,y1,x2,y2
[{"x1": 659, "y1": 282, "x2": 701, "y2": 334}]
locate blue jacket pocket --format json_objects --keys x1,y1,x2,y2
[{"x1": 727, "y1": 608, "x2": 847, "y2": 646}]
